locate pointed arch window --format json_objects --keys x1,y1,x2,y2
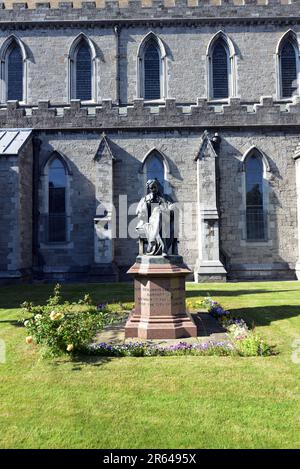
[
  {"x1": 75, "y1": 42, "x2": 92, "y2": 101},
  {"x1": 212, "y1": 40, "x2": 229, "y2": 99},
  {"x1": 48, "y1": 158, "x2": 67, "y2": 242},
  {"x1": 207, "y1": 32, "x2": 236, "y2": 100},
  {"x1": 146, "y1": 151, "x2": 165, "y2": 189},
  {"x1": 138, "y1": 33, "x2": 167, "y2": 101},
  {"x1": 144, "y1": 40, "x2": 160, "y2": 100},
  {"x1": 245, "y1": 153, "x2": 266, "y2": 241},
  {"x1": 69, "y1": 34, "x2": 97, "y2": 102},
  {"x1": 0, "y1": 35, "x2": 27, "y2": 103},
  {"x1": 7, "y1": 44, "x2": 23, "y2": 101},
  {"x1": 280, "y1": 39, "x2": 298, "y2": 98}
]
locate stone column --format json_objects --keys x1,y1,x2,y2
[
  {"x1": 293, "y1": 148, "x2": 300, "y2": 280},
  {"x1": 194, "y1": 131, "x2": 227, "y2": 282},
  {"x1": 91, "y1": 134, "x2": 118, "y2": 281}
]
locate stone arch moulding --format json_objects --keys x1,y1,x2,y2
[
  {"x1": 239, "y1": 145, "x2": 271, "y2": 173},
  {"x1": 40, "y1": 150, "x2": 73, "y2": 177},
  {"x1": 0, "y1": 34, "x2": 28, "y2": 104},
  {"x1": 206, "y1": 30, "x2": 238, "y2": 100},
  {"x1": 275, "y1": 29, "x2": 300, "y2": 100},
  {"x1": 68, "y1": 32, "x2": 98, "y2": 103},
  {"x1": 140, "y1": 147, "x2": 172, "y2": 195},
  {"x1": 137, "y1": 31, "x2": 168, "y2": 101}
]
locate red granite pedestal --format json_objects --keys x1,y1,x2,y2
[{"x1": 125, "y1": 255, "x2": 197, "y2": 339}]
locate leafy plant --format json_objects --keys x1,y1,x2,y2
[{"x1": 23, "y1": 285, "x2": 125, "y2": 357}]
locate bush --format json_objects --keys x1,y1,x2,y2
[
  {"x1": 23, "y1": 284, "x2": 125, "y2": 357},
  {"x1": 234, "y1": 333, "x2": 276, "y2": 357}
]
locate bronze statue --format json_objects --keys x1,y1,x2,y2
[{"x1": 136, "y1": 179, "x2": 178, "y2": 256}]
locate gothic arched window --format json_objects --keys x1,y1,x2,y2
[
  {"x1": 138, "y1": 33, "x2": 167, "y2": 101},
  {"x1": 7, "y1": 44, "x2": 23, "y2": 101},
  {"x1": 144, "y1": 40, "x2": 161, "y2": 100},
  {"x1": 48, "y1": 158, "x2": 67, "y2": 242},
  {"x1": 146, "y1": 151, "x2": 165, "y2": 189},
  {"x1": 0, "y1": 35, "x2": 27, "y2": 103},
  {"x1": 280, "y1": 39, "x2": 298, "y2": 98},
  {"x1": 75, "y1": 42, "x2": 92, "y2": 101},
  {"x1": 69, "y1": 34, "x2": 97, "y2": 102},
  {"x1": 211, "y1": 40, "x2": 229, "y2": 99},
  {"x1": 207, "y1": 32, "x2": 236, "y2": 100},
  {"x1": 245, "y1": 154, "x2": 265, "y2": 240}
]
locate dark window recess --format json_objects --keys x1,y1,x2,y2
[
  {"x1": 147, "y1": 153, "x2": 164, "y2": 189},
  {"x1": 246, "y1": 155, "x2": 265, "y2": 240},
  {"x1": 212, "y1": 41, "x2": 229, "y2": 99},
  {"x1": 144, "y1": 41, "x2": 161, "y2": 100},
  {"x1": 281, "y1": 41, "x2": 297, "y2": 98},
  {"x1": 76, "y1": 43, "x2": 92, "y2": 101},
  {"x1": 7, "y1": 45, "x2": 23, "y2": 101},
  {"x1": 48, "y1": 159, "x2": 67, "y2": 242}
]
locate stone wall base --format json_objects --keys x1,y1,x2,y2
[
  {"x1": 194, "y1": 260, "x2": 227, "y2": 283},
  {"x1": 0, "y1": 269, "x2": 33, "y2": 284},
  {"x1": 228, "y1": 263, "x2": 296, "y2": 281}
]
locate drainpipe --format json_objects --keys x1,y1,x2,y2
[{"x1": 114, "y1": 25, "x2": 121, "y2": 106}]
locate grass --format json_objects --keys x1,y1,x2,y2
[{"x1": 1, "y1": 281, "x2": 300, "y2": 448}]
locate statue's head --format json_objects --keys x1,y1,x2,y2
[{"x1": 146, "y1": 178, "x2": 162, "y2": 195}]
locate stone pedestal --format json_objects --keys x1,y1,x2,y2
[{"x1": 125, "y1": 255, "x2": 197, "y2": 339}]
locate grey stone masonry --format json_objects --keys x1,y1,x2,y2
[
  {"x1": 2, "y1": 98, "x2": 300, "y2": 130},
  {"x1": 1, "y1": 2, "x2": 300, "y2": 25},
  {"x1": 0, "y1": 138, "x2": 33, "y2": 280},
  {"x1": 1, "y1": 1, "x2": 300, "y2": 282}
]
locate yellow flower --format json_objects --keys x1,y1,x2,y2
[
  {"x1": 66, "y1": 344, "x2": 74, "y2": 352},
  {"x1": 50, "y1": 310, "x2": 57, "y2": 320},
  {"x1": 50, "y1": 311, "x2": 63, "y2": 321},
  {"x1": 25, "y1": 336, "x2": 33, "y2": 345}
]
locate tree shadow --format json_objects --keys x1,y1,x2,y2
[
  {"x1": 50, "y1": 355, "x2": 116, "y2": 369},
  {"x1": 229, "y1": 305, "x2": 300, "y2": 328},
  {"x1": 186, "y1": 289, "x2": 295, "y2": 299}
]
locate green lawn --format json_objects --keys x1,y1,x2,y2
[{"x1": 1, "y1": 281, "x2": 300, "y2": 449}]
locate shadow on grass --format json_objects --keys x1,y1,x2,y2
[
  {"x1": 51, "y1": 354, "x2": 116, "y2": 368},
  {"x1": 0, "y1": 283, "x2": 134, "y2": 310},
  {"x1": 229, "y1": 305, "x2": 300, "y2": 327},
  {"x1": 186, "y1": 289, "x2": 295, "y2": 299}
]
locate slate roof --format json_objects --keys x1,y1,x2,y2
[{"x1": 0, "y1": 129, "x2": 32, "y2": 156}]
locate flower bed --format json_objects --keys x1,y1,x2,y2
[
  {"x1": 83, "y1": 340, "x2": 236, "y2": 357},
  {"x1": 202, "y1": 296, "x2": 276, "y2": 357},
  {"x1": 24, "y1": 286, "x2": 276, "y2": 358}
]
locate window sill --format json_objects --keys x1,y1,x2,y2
[{"x1": 40, "y1": 242, "x2": 74, "y2": 250}]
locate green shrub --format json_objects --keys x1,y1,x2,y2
[
  {"x1": 234, "y1": 332, "x2": 276, "y2": 357},
  {"x1": 23, "y1": 284, "x2": 125, "y2": 357}
]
